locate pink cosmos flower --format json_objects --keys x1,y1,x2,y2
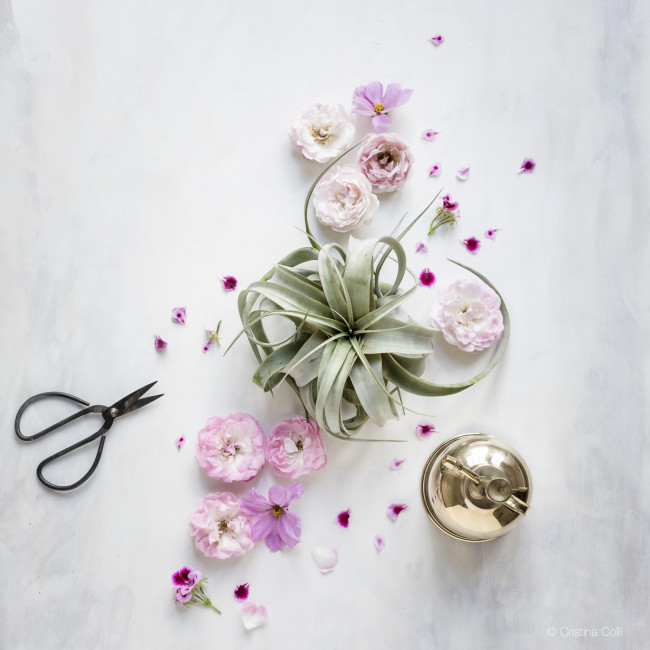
[
  {"x1": 337, "y1": 509, "x2": 351, "y2": 528},
  {"x1": 419, "y1": 268, "x2": 436, "y2": 287},
  {"x1": 519, "y1": 158, "x2": 536, "y2": 173},
  {"x1": 265, "y1": 416, "x2": 327, "y2": 478},
  {"x1": 195, "y1": 413, "x2": 266, "y2": 482},
  {"x1": 415, "y1": 241, "x2": 428, "y2": 254},
  {"x1": 352, "y1": 81, "x2": 413, "y2": 133},
  {"x1": 428, "y1": 163, "x2": 441, "y2": 177},
  {"x1": 189, "y1": 492, "x2": 254, "y2": 559},
  {"x1": 240, "y1": 483, "x2": 304, "y2": 553},
  {"x1": 430, "y1": 35, "x2": 444, "y2": 45},
  {"x1": 422, "y1": 129, "x2": 438, "y2": 141},
  {"x1": 242, "y1": 602, "x2": 268, "y2": 630},
  {"x1": 390, "y1": 458, "x2": 405, "y2": 470},
  {"x1": 485, "y1": 228, "x2": 500, "y2": 239},
  {"x1": 175, "y1": 436, "x2": 185, "y2": 450},
  {"x1": 431, "y1": 278, "x2": 504, "y2": 352},
  {"x1": 388, "y1": 503, "x2": 408, "y2": 520},
  {"x1": 234, "y1": 583, "x2": 250, "y2": 601},
  {"x1": 358, "y1": 133, "x2": 413, "y2": 193},
  {"x1": 416, "y1": 423, "x2": 437, "y2": 439},
  {"x1": 462, "y1": 237, "x2": 481, "y2": 254},
  {"x1": 374, "y1": 534, "x2": 386, "y2": 551},
  {"x1": 171, "y1": 307, "x2": 186, "y2": 325},
  {"x1": 221, "y1": 276, "x2": 238, "y2": 292},
  {"x1": 456, "y1": 167, "x2": 470, "y2": 181},
  {"x1": 154, "y1": 335, "x2": 167, "y2": 351}
]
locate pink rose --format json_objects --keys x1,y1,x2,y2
[
  {"x1": 195, "y1": 413, "x2": 265, "y2": 482},
  {"x1": 312, "y1": 165, "x2": 379, "y2": 232},
  {"x1": 358, "y1": 133, "x2": 413, "y2": 193},
  {"x1": 266, "y1": 417, "x2": 327, "y2": 478},
  {"x1": 189, "y1": 492, "x2": 254, "y2": 559},
  {"x1": 431, "y1": 278, "x2": 504, "y2": 352}
]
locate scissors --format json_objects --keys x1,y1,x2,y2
[{"x1": 15, "y1": 381, "x2": 163, "y2": 492}]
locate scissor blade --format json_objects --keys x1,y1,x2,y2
[
  {"x1": 121, "y1": 393, "x2": 163, "y2": 416},
  {"x1": 110, "y1": 381, "x2": 158, "y2": 414}
]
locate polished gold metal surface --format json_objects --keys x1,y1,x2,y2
[{"x1": 421, "y1": 433, "x2": 532, "y2": 542}]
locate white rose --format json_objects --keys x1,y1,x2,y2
[
  {"x1": 289, "y1": 104, "x2": 355, "y2": 163},
  {"x1": 312, "y1": 165, "x2": 379, "y2": 233}
]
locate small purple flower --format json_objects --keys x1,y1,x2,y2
[
  {"x1": 234, "y1": 583, "x2": 250, "y2": 601},
  {"x1": 419, "y1": 268, "x2": 436, "y2": 287},
  {"x1": 154, "y1": 335, "x2": 167, "y2": 351},
  {"x1": 374, "y1": 534, "x2": 386, "y2": 551},
  {"x1": 421, "y1": 129, "x2": 439, "y2": 141},
  {"x1": 430, "y1": 35, "x2": 444, "y2": 45},
  {"x1": 485, "y1": 228, "x2": 500, "y2": 239},
  {"x1": 388, "y1": 503, "x2": 408, "y2": 521},
  {"x1": 172, "y1": 567, "x2": 220, "y2": 613},
  {"x1": 171, "y1": 307, "x2": 186, "y2": 325},
  {"x1": 456, "y1": 167, "x2": 470, "y2": 181},
  {"x1": 442, "y1": 194, "x2": 458, "y2": 211},
  {"x1": 415, "y1": 241, "x2": 428, "y2": 254},
  {"x1": 240, "y1": 482, "x2": 304, "y2": 553},
  {"x1": 352, "y1": 81, "x2": 413, "y2": 133},
  {"x1": 389, "y1": 458, "x2": 405, "y2": 470},
  {"x1": 428, "y1": 163, "x2": 441, "y2": 177},
  {"x1": 221, "y1": 276, "x2": 238, "y2": 292},
  {"x1": 416, "y1": 423, "x2": 437, "y2": 439},
  {"x1": 462, "y1": 237, "x2": 481, "y2": 254},
  {"x1": 203, "y1": 321, "x2": 222, "y2": 352},
  {"x1": 175, "y1": 436, "x2": 185, "y2": 450},
  {"x1": 337, "y1": 509, "x2": 351, "y2": 528},
  {"x1": 519, "y1": 158, "x2": 536, "y2": 174},
  {"x1": 173, "y1": 566, "x2": 200, "y2": 587}
]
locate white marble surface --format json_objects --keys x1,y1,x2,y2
[{"x1": 2, "y1": 1, "x2": 649, "y2": 648}]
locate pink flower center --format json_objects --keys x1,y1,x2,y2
[{"x1": 373, "y1": 103, "x2": 385, "y2": 114}]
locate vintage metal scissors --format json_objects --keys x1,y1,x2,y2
[{"x1": 15, "y1": 381, "x2": 163, "y2": 492}]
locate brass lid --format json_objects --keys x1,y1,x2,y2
[{"x1": 421, "y1": 433, "x2": 532, "y2": 542}]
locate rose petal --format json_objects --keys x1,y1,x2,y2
[
  {"x1": 456, "y1": 167, "x2": 470, "y2": 181},
  {"x1": 175, "y1": 436, "x2": 185, "y2": 450},
  {"x1": 241, "y1": 602, "x2": 268, "y2": 630},
  {"x1": 221, "y1": 276, "x2": 238, "y2": 291},
  {"x1": 430, "y1": 35, "x2": 444, "y2": 45},
  {"x1": 311, "y1": 546, "x2": 338, "y2": 574},
  {"x1": 416, "y1": 423, "x2": 437, "y2": 439},
  {"x1": 337, "y1": 509, "x2": 351, "y2": 528},
  {"x1": 389, "y1": 458, "x2": 405, "y2": 470},
  {"x1": 154, "y1": 335, "x2": 167, "y2": 351},
  {"x1": 428, "y1": 163, "x2": 441, "y2": 177},
  {"x1": 462, "y1": 237, "x2": 481, "y2": 254},
  {"x1": 374, "y1": 535, "x2": 386, "y2": 551},
  {"x1": 419, "y1": 268, "x2": 436, "y2": 287},
  {"x1": 485, "y1": 228, "x2": 500, "y2": 239},
  {"x1": 234, "y1": 583, "x2": 249, "y2": 601},
  {"x1": 415, "y1": 241, "x2": 428, "y2": 254},
  {"x1": 519, "y1": 158, "x2": 536, "y2": 174},
  {"x1": 421, "y1": 130, "x2": 439, "y2": 141},
  {"x1": 388, "y1": 504, "x2": 408, "y2": 521},
  {"x1": 171, "y1": 307, "x2": 186, "y2": 325}
]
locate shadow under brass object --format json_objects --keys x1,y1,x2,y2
[{"x1": 421, "y1": 433, "x2": 532, "y2": 542}]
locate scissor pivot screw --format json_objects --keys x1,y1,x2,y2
[{"x1": 109, "y1": 408, "x2": 119, "y2": 418}]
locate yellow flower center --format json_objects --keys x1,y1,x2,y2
[
  {"x1": 374, "y1": 103, "x2": 385, "y2": 114},
  {"x1": 272, "y1": 505, "x2": 284, "y2": 518}
]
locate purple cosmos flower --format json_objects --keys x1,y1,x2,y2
[
  {"x1": 171, "y1": 307, "x2": 186, "y2": 325},
  {"x1": 419, "y1": 268, "x2": 436, "y2": 287},
  {"x1": 416, "y1": 423, "x2": 437, "y2": 439},
  {"x1": 221, "y1": 276, "x2": 238, "y2": 292},
  {"x1": 421, "y1": 129, "x2": 439, "y2": 141},
  {"x1": 374, "y1": 534, "x2": 386, "y2": 551},
  {"x1": 337, "y1": 509, "x2": 351, "y2": 528},
  {"x1": 175, "y1": 436, "x2": 185, "y2": 450},
  {"x1": 415, "y1": 241, "x2": 428, "y2": 254},
  {"x1": 234, "y1": 583, "x2": 250, "y2": 601},
  {"x1": 240, "y1": 482, "x2": 304, "y2": 552},
  {"x1": 519, "y1": 158, "x2": 536, "y2": 174},
  {"x1": 154, "y1": 335, "x2": 167, "y2": 351},
  {"x1": 462, "y1": 237, "x2": 481, "y2": 254},
  {"x1": 428, "y1": 163, "x2": 441, "y2": 177},
  {"x1": 352, "y1": 81, "x2": 413, "y2": 133},
  {"x1": 389, "y1": 458, "x2": 405, "y2": 470},
  {"x1": 485, "y1": 228, "x2": 500, "y2": 239},
  {"x1": 172, "y1": 567, "x2": 220, "y2": 613},
  {"x1": 456, "y1": 167, "x2": 470, "y2": 181},
  {"x1": 388, "y1": 504, "x2": 408, "y2": 521},
  {"x1": 430, "y1": 35, "x2": 444, "y2": 45}
]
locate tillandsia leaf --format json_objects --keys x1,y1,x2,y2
[
  {"x1": 253, "y1": 341, "x2": 304, "y2": 390},
  {"x1": 361, "y1": 318, "x2": 434, "y2": 355},
  {"x1": 349, "y1": 355, "x2": 396, "y2": 425}
]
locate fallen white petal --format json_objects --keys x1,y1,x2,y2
[
  {"x1": 311, "y1": 546, "x2": 338, "y2": 574},
  {"x1": 241, "y1": 602, "x2": 268, "y2": 630}
]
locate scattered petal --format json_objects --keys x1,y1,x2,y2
[
  {"x1": 171, "y1": 307, "x2": 186, "y2": 325},
  {"x1": 234, "y1": 583, "x2": 250, "y2": 601},
  {"x1": 462, "y1": 237, "x2": 481, "y2": 254},
  {"x1": 428, "y1": 163, "x2": 441, "y2": 177},
  {"x1": 430, "y1": 35, "x2": 444, "y2": 45},
  {"x1": 221, "y1": 276, "x2": 238, "y2": 292},
  {"x1": 456, "y1": 167, "x2": 470, "y2": 181},
  {"x1": 374, "y1": 535, "x2": 386, "y2": 551},
  {"x1": 388, "y1": 504, "x2": 408, "y2": 521},
  {"x1": 389, "y1": 458, "x2": 405, "y2": 470},
  {"x1": 415, "y1": 241, "x2": 428, "y2": 254},
  {"x1": 311, "y1": 547, "x2": 338, "y2": 574},
  {"x1": 416, "y1": 423, "x2": 437, "y2": 439},
  {"x1": 241, "y1": 602, "x2": 268, "y2": 630},
  {"x1": 485, "y1": 228, "x2": 500, "y2": 240},
  {"x1": 337, "y1": 509, "x2": 351, "y2": 528},
  {"x1": 202, "y1": 341, "x2": 212, "y2": 353},
  {"x1": 154, "y1": 335, "x2": 167, "y2": 351},
  {"x1": 421, "y1": 130, "x2": 439, "y2": 141},
  {"x1": 519, "y1": 158, "x2": 536, "y2": 174},
  {"x1": 419, "y1": 268, "x2": 436, "y2": 287},
  {"x1": 175, "y1": 436, "x2": 185, "y2": 450}
]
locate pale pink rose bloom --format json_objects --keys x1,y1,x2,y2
[
  {"x1": 195, "y1": 413, "x2": 265, "y2": 482},
  {"x1": 189, "y1": 492, "x2": 254, "y2": 559},
  {"x1": 289, "y1": 103, "x2": 355, "y2": 163},
  {"x1": 312, "y1": 165, "x2": 379, "y2": 232},
  {"x1": 431, "y1": 278, "x2": 504, "y2": 352},
  {"x1": 358, "y1": 133, "x2": 413, "y2": 193},
  {"x1": 265, "y1": 416, "x2": 327, "y2": 478}
]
